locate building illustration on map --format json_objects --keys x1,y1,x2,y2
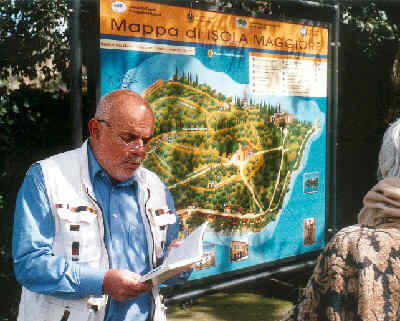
[
  {"x1": 230, "y1": 239, "x2": 249, "y2": 262},
  {"x1": 303, "y1": 217, "x2": 316, "y2": 245}
]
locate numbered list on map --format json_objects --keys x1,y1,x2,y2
[{"x1": 249, "y1": 53, "x2": 327, "y2": 97}]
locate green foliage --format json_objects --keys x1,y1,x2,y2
[
  {"x1": 0, "y1": 89, "x2": 69, "y2": 321},
  {"x1": 0, "y1": 87, "x2": 45, "y2": 157},
  {"x1": 0, "y1": 0, "x2": 70, "y2": 85},
  {"x1": 0, "y1": 6, "x2": 72, "y2": 318},
  {"x1": 201, "y1": 0, "x2": 274, "y2": 15},
  {"x1": 0, "y1": 87, "x2": 70, "y2": 319},
  {"x1": 342, "y1": 2, "x2": 399, "y2": 56}
]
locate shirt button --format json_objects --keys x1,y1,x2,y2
[{"x1": 113, "y1": 213, "x2": 118, "y2": 219}]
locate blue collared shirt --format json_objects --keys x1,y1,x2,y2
[{"x1": 12, "y1": 144, "x2": 182, "y2": 321}]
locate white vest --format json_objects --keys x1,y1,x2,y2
[{"x1": 17, "y1": 141, "x2": 171, "y2": 321}]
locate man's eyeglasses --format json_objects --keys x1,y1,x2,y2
[{"x1": 97, "y1": 119, "x2": 152, "y2": 149}]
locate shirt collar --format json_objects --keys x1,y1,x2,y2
[{"x1": 87, "y1": 143, "x2": 137, "y2": 187}]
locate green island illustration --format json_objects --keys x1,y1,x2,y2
[{"x1": 143, "y1": 69, "x2": 319, "y2": 233}]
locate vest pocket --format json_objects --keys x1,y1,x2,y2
[
  {"x1": 55, "y1": 208, "x2": 102, "y2": 263},
  {"x1": 19, "y1": 289, "x2": 96, "y2": 321}
]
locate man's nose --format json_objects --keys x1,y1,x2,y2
[{"x1": 128, "y1": 138, "x2": 145, "y2": 151}]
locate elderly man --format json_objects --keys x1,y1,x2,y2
[{"x1": 12, "y1": 89, "x2": 185, "y2": 321}]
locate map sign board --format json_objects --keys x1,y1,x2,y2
[{"x1": 100, "y1": 0, "x2": 329, "y2": 281}]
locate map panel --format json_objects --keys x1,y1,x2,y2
[{"x1": 100, "y1": 0, "x2": 328, "y2": 280}]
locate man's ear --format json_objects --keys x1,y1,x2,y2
[{"x1": 88, "y1": 118, "x2": 100, "y2": 139}]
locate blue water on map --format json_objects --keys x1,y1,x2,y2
[{"x1": 100, "y1": 38, "x2": 327, "y2": 280}]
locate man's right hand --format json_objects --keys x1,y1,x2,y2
[{"x1": 102, "y1": 269, "x2": 153, "y2": 301}]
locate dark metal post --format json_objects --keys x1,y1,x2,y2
[
  {"x1": 327, "y1": 2, "x2": 340, "y2": 238},
  {"x1": 70, "y1": 0, "x2": 83, "y2": 147}
]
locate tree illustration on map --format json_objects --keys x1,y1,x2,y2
[{"x1": 142, "y1": 69, "x2": 318, "y2": 232}]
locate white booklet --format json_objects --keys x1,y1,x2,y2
[{"x1": 140, "y1": 222, "x2": 208, "y2": 284}]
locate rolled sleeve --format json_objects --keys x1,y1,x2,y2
[{"x1": 79, "y1": 265, "x2": 106, "y2": 297}]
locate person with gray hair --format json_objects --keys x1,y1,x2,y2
[
  {"x1": 283, "y1": 118, "x2": 400, "y2": 321},
  {"x1": 378, "y1": 117, "x2": 400, "y2": 179},
  {"x1": 12, "y1": 89, "x2": 189, "y2": 321}
]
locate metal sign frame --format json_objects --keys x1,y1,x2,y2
[{"x1": 77, "y1": 0, "x2": 340, "y2": 301}]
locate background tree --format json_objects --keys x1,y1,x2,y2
[
  {"x1": 0, "y1": 0, "x2": 69, "y2": 85},
  {"x1": 0, "y1": 2, "x2": 71, "y2": 319},
  {"x1": 0, "y1": 0, "x2": 71, "y2": 165}
]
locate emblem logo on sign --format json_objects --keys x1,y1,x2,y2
[
  {"x1": 236, "y1": 17, "x2": 248, "y2": 28},
  {"x1": 300, "y1": 26, "x2": 307, "y2": 36},
  {"x1": 111, "y1": 1, "x2": 127, "y2": 13}
]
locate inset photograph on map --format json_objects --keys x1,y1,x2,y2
[
  {"x1": 303, "y1": 217, "x2": 316, "y2": 245},
  {"x1": 230, "y1": 238, "x2": 249, "y2": 262},
  {"x1": 303, "y1": 172, "x2": 320, "y2": 194}
]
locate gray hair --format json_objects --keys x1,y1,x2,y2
[
  {"x1": 378, "y1": 118, "x2": 400, "y2": 179},
  {"x1": 94, "y1": 95, "x2": 112, "y2": 120}
]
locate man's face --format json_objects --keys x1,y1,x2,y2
[{"x1": 91, "y1": 97, "x2": 154, "y2": 184}]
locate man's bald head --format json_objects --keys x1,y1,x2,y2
[{"x1": 95, "y1": 89, "x2": 154, "y2": 122}]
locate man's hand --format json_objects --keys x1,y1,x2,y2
[{"x1": 102, "y1": 269, "x2": 153, "y2": 301}]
